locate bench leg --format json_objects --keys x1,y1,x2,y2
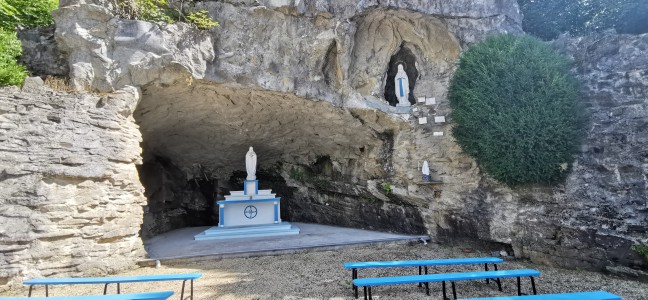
[
  {"x1": 191, "y1": 280, "x2": 194, "y2": 300},
  {"x1": 368, "y1": 287, "x2": 372, "y2": 300},
  {"x1": 104, "y1": 284, "x2": 108, "y2": 295},
  {"x1": 425, "y1": 281, "x2": 429, "y2": 296},
  {"x1": 517, "y1": 277, "x2": 521, "y2": 296},
  {"x1": 493, "y1": 264, "x2": 502, "y2": 291},
  {"x1": 28, "y1": 286, "x2": 32, "y2": 297},
  {"x1": 530, "y1": 277, "x2": 537, "y2": 295},
  {"x1": 363, "y1": 286, "x2": 367, "y2": 300},
  {"x1": 117, "y1": 283, "x2": 120, "y2": 294},
  {"x1": 442, "y1": 281, "x2": 447, "y2": 300},
  {"x1": 45, "y1": 285, "x2": 48, "y2": 297},
  {"x1": 181, "y1": 280, "x2": 186, "y2": 300},
  {"x1": 451, "y1": 282, "x2": 457, "y2": 299},
  {"x1": 485, "y1": 263, "x2": 489, "y2": 284},
  {"x1": 418, "y1": 266, "x2": 422, "y2": 287},
  {"x1": 353, "y1": 268, "x2": 358, "y2": 298}
]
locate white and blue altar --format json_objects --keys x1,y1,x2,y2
[{"x1": 194, "y1": 147, "x2": 300, "y2": 240}]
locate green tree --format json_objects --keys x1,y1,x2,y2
[
  {"x1": 449, "y1": 34, "x2": 584, "y2": 186},
  {"x1": 0, "y1": 0, "x2": 58, "y2": 30}
]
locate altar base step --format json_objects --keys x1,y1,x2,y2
[{"x1": 194, "y1": 223, "x2": 300, "y2": 240}]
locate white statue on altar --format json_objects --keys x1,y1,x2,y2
[
  {"x1": 395, "y1": 64, "x2": 411, "y2": 107},
  {"x1": 246, "y1": 146, "x2": 257, "y2": 180}
]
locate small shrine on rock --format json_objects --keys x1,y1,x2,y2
[{"x1": 194, "y1": 147, "x2": 300, "y2": 240}]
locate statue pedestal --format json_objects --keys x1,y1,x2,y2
[{"x1": 194, "y1": 180, "x2": 300, "y2": 240}]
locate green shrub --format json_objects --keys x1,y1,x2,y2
[
  {"x1": 0, "y1": 0, "x2": 58, "y2": 30},
  {"x1": 118, "y1": 0, "x2": 218, "y2": 30},
  {"x1": 0, "y1": 29, "x2": 27, "y2": 86},
  {"x1": 449, "y1": 34, "x2": 584, "y2": 186},
  {"x1": 633, "y1": 244, "x2": 648, "y2": 261}
]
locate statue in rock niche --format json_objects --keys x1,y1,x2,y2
[
  {"x1": 422, "y1": 160, "x2": 431, "y2": 182},
  {"x1": 394, "y1": 64, "x2": 411, "y2": 107},
  {"x1": 246, "y1": 146, "x2": 257, "y2": 180}
]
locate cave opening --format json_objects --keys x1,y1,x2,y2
[
  {"x1": 384, "y1": 45, "x2": 419, "y2": 106},
  {"x1": 133, "y1": 81, "x2": 427, "y2": 240}
]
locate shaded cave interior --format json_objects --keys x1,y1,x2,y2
[{"x1": 134, "y1": 81, "x2": 428, "y2": 240}]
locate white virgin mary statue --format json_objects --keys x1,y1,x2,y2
[
  {"x1": 422, "y1": 160, "x2": 431, "y2": 182},
  {"x1": 246, "y1": 146, "x2": 257, "y2": 180},
  {"x1": 394, "y1": 64, "x2": 411, "y2": 107}
]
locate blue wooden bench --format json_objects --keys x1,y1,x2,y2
[
  {"x1": 462, "y1": 291, "x2": 621, "y2": 300},
  {"x1": 353, "y1": 269, "x2": 541, "y2": 300},
  {"x1": 344, "y1": 257, "x2": 504, "y2": 298},
  {"x1": 23, "y1": 274, "x2": 201, "y2": 299},
  {"x1": 0, "y1": 291, "x2": 174, "y2": 300}
]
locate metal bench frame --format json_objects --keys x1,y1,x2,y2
[{"x1": 26, "y1": 276, "x2": 197, "y2": 299}]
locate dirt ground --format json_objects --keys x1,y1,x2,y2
[{"x1": 2, "y1": 242, "x2": 647, "y2": 299}]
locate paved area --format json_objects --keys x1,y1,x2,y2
[{"x1": 144, "y1": 222, "x2": 428, "y2": 261}]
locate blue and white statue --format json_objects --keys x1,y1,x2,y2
[
  {"x1": 395, "y1": 64, "x2": 411, "y2": 107},
  {"x1": 246, "y1": 146, "x2": 257, "y2": 180}
]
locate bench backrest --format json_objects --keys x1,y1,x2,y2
[
  {"x1": 0, "y1": 291, "x2": 174, "y2": 300},
  {"x1": 353, "y1": 269, "x2": 540, "y2": 286},
  {"x1": 344, "y1": 257, "x2": 503, "y2": 269},
  {"x1": 461, "y1": 291, "x2": 621, "y2": 300},
  {"x1": 24, "y1": 274, "x2": 201, "y2": 285}
]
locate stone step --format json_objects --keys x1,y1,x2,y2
[{"x1": 194, "y1": 223, "x2": 300, "y2": 240}]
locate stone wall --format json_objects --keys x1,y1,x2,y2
[{"x1": 0, "y1": 82, "x2": 146, "y2": 288}]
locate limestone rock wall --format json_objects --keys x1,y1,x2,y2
[
  {"x1": 0, "y1": 83, "x2": 146, "y2": 287},
  {"x1": 52, "y1": 3, "x2": 214, "y2": 92}
]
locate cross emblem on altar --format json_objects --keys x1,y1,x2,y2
[{"x1": 244, "y1": 205, "x2": 258, "y2": 219}]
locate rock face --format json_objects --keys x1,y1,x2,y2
[
  {"x1": 52, "y1": 3, "x2": 214, "y2": 91},
  {"x1": 0, "y1": 83, "x2": 146, "y2": 287},
  {"x1": 6, "y1": 0, "x2": 647, "y2": 290},
  {"x1": 17, "y1": 26, "x2": 69, "y2": 77}
]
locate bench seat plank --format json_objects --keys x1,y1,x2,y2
[
  {"x1": 461, "y1": 291, "x2": 621, "y2": 300},
  {"x1": 353, "y1": 269, "x2": 540, "y2": 287},
  {"x1": 344, "y1": 257, "x2": 503, "y2": 269},
  {"x1": 23, "y1": 274, "x2": 201, "y2": 285},
  {"x1": 0, "y1": 291, "x2": 174, "y2": 300}
]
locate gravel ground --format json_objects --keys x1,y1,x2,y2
[{"x1": 3, "y1": 242, "x2": 647, "y2": 299}]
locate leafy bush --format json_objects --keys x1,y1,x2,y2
[
  {"x1": 0, "y1": 0, "x2": 58, "y2": 30},
  {"x1": 0, "y1": 29, "x2": 27, "y2": 86},
  {"x1": 519, "y1": 0, "x2": 648, "y2": 40},
  {"x1": 118, "y1": 0, "x2": 218, "y2": 30},
  {"x1": 633, "y1": 244, "x2": 648, "y2": 261},
  {"x1": 449, "y1": 34, "x2": 584, "y2": 186},
  {"x1": 0, "y1": 0, "x2": 57, "y2": 86}
]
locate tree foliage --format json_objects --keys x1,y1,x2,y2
[
  {"x1": 519, "y1": 0, "x2": 648, "y2": 40},
  {"x1": 0, "y1": 0, "x2": 58, "y2": 30},
  {"x1": 449, "y1": 34, "x2": 584, "y2": 186}
]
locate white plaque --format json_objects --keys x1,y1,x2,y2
[
  {"x1": 433, "y1": 132, "x2": 444, "y2": 136},
  {"x1": 434, "y1": 116, "x2": 446, "y2": 123},
  {"x1": 418, "y1": 97, "x2": 426, "y2": 103},
  {"x1": 425, "y1": 97, "x2": 436, "y2": 105},
  {"x1": 418, "y1": 117, "x2": 428, "y2": 125}
]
